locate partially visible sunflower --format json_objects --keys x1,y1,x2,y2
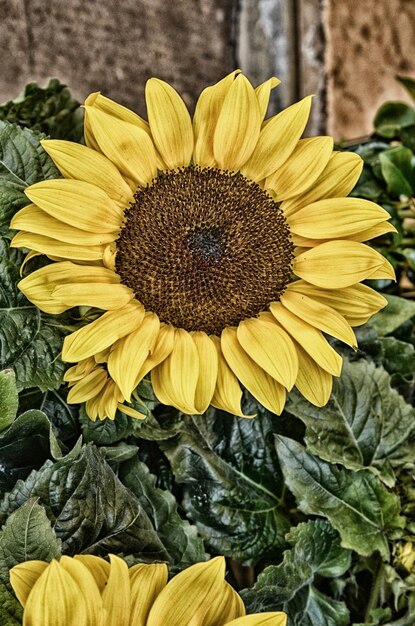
[
  {"x1": 11, "y1": 71, "x2": 394, "y2": 420},
  {"x1": 9, "y1": 554, "x2": 286, "y2": 626}
]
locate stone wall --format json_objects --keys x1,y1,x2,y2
[
  {"x1": 0, "y1": 0, "x2": 235, "y2": 114},
  {"x1": 1, "y1": 0, "x2": 415, "y2": 139}
]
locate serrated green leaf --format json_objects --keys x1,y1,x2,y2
[
  {"x1": 371, "y1": 295, "x2": 415, "y2": 336},
  {"x1": 0, "y1": 580, "x2": 22, "y2": 625},
  {"x1": 380, "y1": 336, "x2": 415, "y2": 377},
  {"x1": 0, "y1": 121, "x2": 60, "y2": 234},
  {"x1": 162, "y1": 400, "x2": 290, "y2": 565},
  {"x1": 0, "y1": 238, "x2": 68, "y2": 391},
  {"x1": 374, "y1": 102, "x2": 415, "y2": 138},
  {"x1": 0, "y1": 409, "x2": 59, "y2": 497},
  {"x1": 241, "y1": 520, "x2": 350, "y2": 626},
  {"x1": 0, "y1": 370, "x2": 18, "y2": 432},
  {"x1": 0, "y1": 444, "x2": 169, "y2": 562},
  {"x1": 80, "y1": 406, "x2": 135, "y2": 444},
  {"x1": 0, "y1": 498, "x2": 61, "y2": 581},
  {"x1": 0, "y1": 79, "x2": 83, "y2": 142},
  {"x1": 379, "y1": 150, "x2": 414, "y2": 197},
  {"x1": 275, "y1": 436, "x2": 403, "y2": 558},
  {"x1": 286, "y1": 360, "x2": 415, "y2": 483},
  {"x1": 119, "y1": 457, "x2": 206, "y2": 568}
]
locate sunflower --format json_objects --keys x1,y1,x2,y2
[
  {"x1": 10, "y1": 71, "x2": 394, "y2": 420},
  {"x1": 9, "y1": 554, "x2": 286, "y2": 626}
]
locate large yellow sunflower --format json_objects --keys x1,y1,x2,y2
[
  {"x1": 10, "y1": 71, "x2": 394, "y2": 420},
  {"x1": 10, "y1": 554, "x2": 286, "y2": 625}
]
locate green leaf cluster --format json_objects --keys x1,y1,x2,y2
[{"x1": 345, "y1": 76, "x2": 415, "y2": 296}]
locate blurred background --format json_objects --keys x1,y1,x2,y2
[{"x1": 1, "y1": 0, "x2": 415, "y2": 141}]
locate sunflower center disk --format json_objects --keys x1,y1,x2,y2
[{"x1": 115, "y1": 167, "x2": 294, "y2": 335}]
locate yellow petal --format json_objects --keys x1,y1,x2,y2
[
  {"x1": 210, "y1": 336, "x2": 247, "y2": 418},
  {"x1": 67, "y1": 367, "x2": 108, "y2": 403},
  {"x1": 52, "y1": 282, "x2": 134, "y2": 310},
  {"x1": 145, "y1": 78, "x2": 193, "y2": 169},
  {"x1": 11, "y1": 231, "x2": 105, "y2": 261},
  {"x1": 62, "y1": 301, "x2": 145, "y2": 362},
  {"x1": 290, "y1": 220, "x2": 397, "y2": 247},
  {"x1": 134, "y1": 324, "x2": 175, "y2": 384},
  {"x1": 265, "y1": 137, "x2": 333, "y2": 200},
  {"x1": 282, "y1": 151, "x2": 363, "y2": 216},
  {"x1": 117, "y1": 403, "x2": 146, "y2": 420},
  {"x1": 85, "y1": 92, "x2": 165, "y2": 170},
  {"x1": 59, "y1": 556, "x2": 103, "y2": 626},
  {"x1": 367, "y1": 255, "x2": 396, "y2": 280},
  {"x1": 237, "y1": 316, "x2": 298, "y2": 389},
  {"x1": 85, "y1": 91, "x2": 150, "y2": 132},
  {"x1": 287, "y1": 198, "x2": 391, "y2": 239},
  {"x1": 294, "y1": 342, "x2": 333, "y2": 407},
  {"x1": 11, "y1": 204, "x2": 118, "y2": 246},
  {"x1": 281, "y1": 289, "x2": 357, "y2": 347},
  {"x1": 9, "y1": 561, "x2": 48, "y2": 607},
  {"x1": 25, "y1": 179, "x2": 123, "y2": 233},
  {"x1": 108, "y1": 312, "x2": 160, "y2": 401},
  {"x1": 129, "y1": 563, "x2": 168, "y2": 626},
  {"x1": 226, "y1": 613, "x2": 287, "y2": 626},
  {"x1": 64, "y1": 358, "x2": 96, "y2": 383},
  {"x1": 221, "y1": 327, "x2": 286, "y2": 415},
  {"x1": 22, "y1": 560, "x2": 88, "y2": 626},
  {"x1": 73, "y1": 555, "x2": 110, "y2": 593},
  {"x1": 242, "y1": 96, "x2": 312, "y2": 181},
  {"x1": 288, "y1": 280, "x2": 387, "y2": 327},
  {"x1": 84, "y1": 106, "x2": 157, "y2": 186},
  {"x1": 255, "y1": 77, "x2": 281, "y2": 120},
  {"x1": 293, "y1": 241, "x2": 392, "y2": 288},
  {"x1": 18, "y1": 262, "x2": 120, "y2": 314},
  {"x1": 192, "y1": 331, "x2": 218, "y2": 413},
  {"x1": 41, "y1": 140, "x2": 133, "y2": 207},
  {"x1": 193, "y1": 70, "x2": 241, "y2": 167},
  {"x1": 101, "y1": 555, "x2": 130, "y2": 626},
  {"x1": 151, "y1": 328, "x2": 199, "y2": 413},
  {"x1": 213, "y1": 74, "x2": 261, "y2": 170},
  {"x1": 269, "y1": 304, "x2": 342, "y2": 376},
  {"x1": 147, "y1": 557, "x2": 226, "y2": 626},
  {"x1": 203, "y1": 580, "x2": 246, "y2": 624}
]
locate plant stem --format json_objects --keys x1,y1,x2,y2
[{"x1": 364, "y1": 555, "x2": 384, "y2": 623}]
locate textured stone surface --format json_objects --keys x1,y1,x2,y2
[
  {"x1": 0, "y1": 0, "x2": 235, "y2": 113},
  {"x1": 326, "y1": 0, "x2": 415, "y2": 139}
]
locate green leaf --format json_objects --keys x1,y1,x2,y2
[
  {"x1": 275, "y1": 436, "x2": 403, "y2": 558},
  {"x1": 0, "y1": 79, "x2": 83, "y2": 142},
  {"x1": 0, "y1": 409, "x2": 59, "y2": 496},
  {"x1": 119, "y1": 457, "x2": 206, "y2": 568},
  {"x1": 396, "y1": 75, "x2": 415, "y2": 102},
  {"x1": 0, "y1": 498, "x2": 61, "y2": 581},
  {"x1": 0, "y1": 238, "x2": 68, "y2": 391},
  {"x1": 374, "y1": 102, "x2": 415, "y2": 138},
  {"x1": 0, "y1": 444, "x2": 169, "y2": 561},
  {"x1": 241, "y1": 519, "x2": 350, "y2": 626},
  {"x1": 0, "y1": 121, "x2": 60, "y2": 234},
  {"x1": 162, "y1": 401, "x2": 290, "y2": 564},
  {"x1": 400, "y1": 125, "x2": 415, "y2": 152},
  {"x1": 286, "y1": 359, "x2": 415, "y2": 483},
  {"x1": 0, "y1": 580, "x2": 22, "y2": 626},
  {"x1": 379, "y1": 148, "x2": 414, "y2": 197},
  {"x1": 0, "y1": 370, "x2": 18, "y2": 432},
  {"x1": 371, "y1": 294, "x2": 415, "y2": 335}
]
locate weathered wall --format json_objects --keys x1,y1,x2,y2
[
  {"x1": 0, "y1": 0, "x2": 235, "y2": 113},
  {"x1": 1, "y1": 0, "x2": 415, "y2": 140},
  {"x1": 326, "y1": 0, "x2": 415, "y2": 139}
]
